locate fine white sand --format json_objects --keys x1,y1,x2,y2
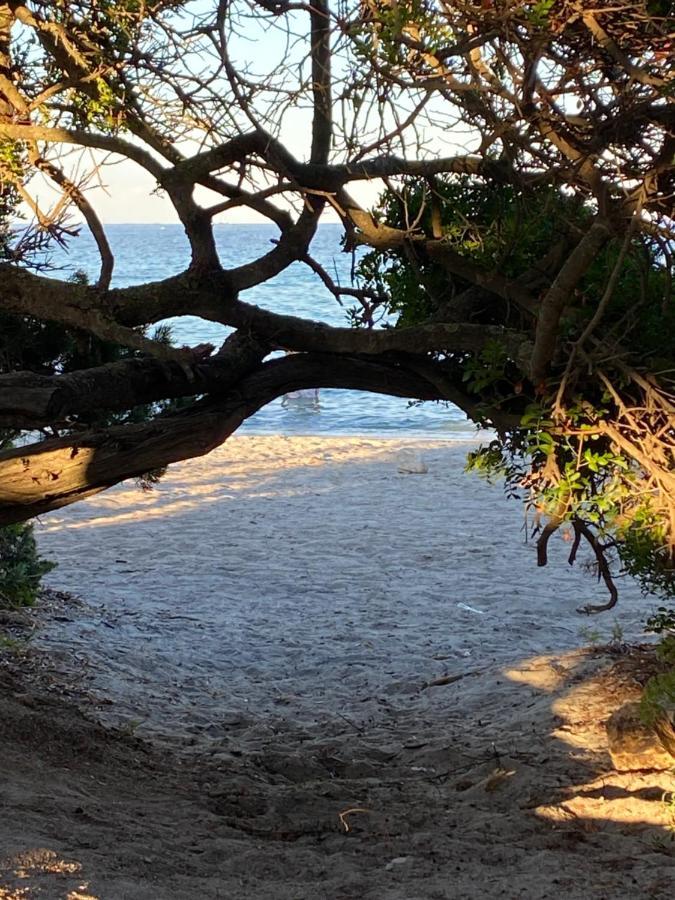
[
  {"x1": 1, "y1": 435, "x2": 672, "y2": 900},
  {"x1": 34, "y1": 435, "x2": 651, "y2": 742}
]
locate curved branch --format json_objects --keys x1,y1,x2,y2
[
  {"x1": 0, "y1": 353, "x2": 446, "y2": 525},
  {"x1": 0, "y1": 259, "x2": 531, "y2": 366},
  {"x1": 0, "y1": 122, "x2": 165, "y2": 179},
  {"x1": 226, "y1": 299, "x2": 531, "y2": 359},
  {"x1": 0, "y1": 265, "x2": 201, "y2": 360},
  {"x1": 0, "y1": 264, "x2": 234, "y2": 334},
  {"x1": 169, "y1": 128, "x2": 513, "y2": 193},
  {"x1": 0, "y1": 127, "x2": 218, "y2": 272},
  {"x1": 0, "y1": 333, "x2": 268, "y2": 428},
  {"x1": 572, "y1": 519, "x2": 619, "y2": 615},
  {"x1": 30, "y1": 152, "x2": 114, "y2": 290},
  {"x1": 226, "y1": 207, "x2": 323, "y2": 291},
  {"x1": 536, "y1": 509, "x2": 564, "y2": 567}
]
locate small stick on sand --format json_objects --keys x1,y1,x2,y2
[
  {"x1": 338, "y1": 807, "x2": 372, "y2": 833},
  {"x1": 422, "y1": 670, "x2": 480, "y2": 689}
]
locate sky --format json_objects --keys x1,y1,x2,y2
[
  {"x1": 20, "y1": 1, "x2": 463, "y2": 226},
  {"x1": 23, "y1": 2, "x2": 355, "y2": 225}
]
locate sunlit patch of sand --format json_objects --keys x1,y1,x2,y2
[
  {"x1": 41, "y1": 482, "x2": 345, "y2": 532},
  {"x1": 40, "y1": 490, "x2": 235, "y2": 531},
  {"x1": 0, "y1": 848, "x2": 97, "y2": 900},
  {"x1": 7, "y1": 849, "x2": 81, "y2": 878},
  {"x1": 503, "y1": 652, "x2": 581, "y2": 693},
  {"x1": 537, "y1": 773, "x2": 675, "y2": 828},
  {"x1": 40, "y1": 435, "x2": 453, "y2": 532},
  {"x1": 504, "y1": 650, "x2": 675, "y2": 835}
]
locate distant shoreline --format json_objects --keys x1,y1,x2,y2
[{"x1": 237, "y1": 427, "x2": 491, "y2": 442}]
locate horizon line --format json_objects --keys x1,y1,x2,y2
[{"x1": 11, "y1": 219, "x2": 345, "y2": 228}]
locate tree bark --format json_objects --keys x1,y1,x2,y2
[
  {"x1": 0, "y1": 354, "x2": 449, "y2": 525},
  {"x1": 0, "y1": 333, "x2": 267, "y2": 428},
  {"x1": 529, "y1": 221, "x2": 611, "y2": 382}
]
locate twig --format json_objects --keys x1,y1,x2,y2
[
  {"x1": 334, "y1": 710, "x2": 364, "y2": 735},
  {"x1": 573, "y1": 518, "x2": 619, "y2": 614},
  {"x1": 422, "y1": 669, "x2": 480, "y2": 689},
  {"x1": 338, "y1": 807, "x2": 371, "y2": 833}
]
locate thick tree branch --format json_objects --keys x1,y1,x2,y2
[
  {"x1": 0, "y1": 122, "x2": 165, "y2": 179},
  {"x1": 226, "y1": 299, "x2": 531, "y2": 359},
  {"x1": 309, "y1": 0, "x2": 332, "y2": 165},
  {"x1": 0, "y1": 333, "x2": 268, "y2": 428},
  {"x1": 529, "y1": 220, "x2": 611, "y2": 383},
  {"x1": 0, "y1": 255, "x2": 532, "y2": 368},
  {"x1": 0, "y1": 353, "x2": 448, "y2": 525},
  {"x1": 0, "y1": 265, "x2": 202, "y2": 360},
  {"x1": 0, "y1": 264, "x2": 238, "y2": 334},
  {"x1": 170, "y1": 128, "x2": 513, "y2": 193}
]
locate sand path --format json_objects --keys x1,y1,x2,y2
[
  {"x1": 33, "y1": 436, "x2": 649, "y2": 743},
  {"x1": 1, "y1": 436, "x2": 673, "y2": 899}
]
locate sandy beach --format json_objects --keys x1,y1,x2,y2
[
  {"x1": 1, "y1": 435, "x2": 674, "y2": 899},
  {"x1": 31, "y1": 436, "x2": 654, "y2": 738}
]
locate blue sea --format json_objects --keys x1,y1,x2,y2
[{"x1": 44, "y1": 223, "x2": 477, "y2": 438}]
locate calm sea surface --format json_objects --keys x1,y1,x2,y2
[{"x1": 45, "y1": 223, "x2": 477, "y2": 438}]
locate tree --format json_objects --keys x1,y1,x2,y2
[{"x1": 0, "y1": 1, "x2": 673, "y2": 604}]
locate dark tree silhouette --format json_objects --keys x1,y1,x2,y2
[{"x1": 0, "y1": 1, "x2": 672, "y2": 601}]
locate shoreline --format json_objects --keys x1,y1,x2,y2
[{"x1": 236, "y1": 427, "x2": 494, "y2": 441}]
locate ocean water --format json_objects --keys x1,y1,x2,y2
[{"x1": 44, "y1": 223, "x2": 477, "y2": 438}]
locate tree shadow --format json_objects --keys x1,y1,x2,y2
[
  {"x1": 2, "y1": 626, "x2": 674, "y2": 898},
  {"x1": 8, "y1": 438, "x2": 673, "y2": 896}
]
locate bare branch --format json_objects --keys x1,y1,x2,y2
[{"x1": 530, "y1": 220, "x2": 611, "y2": 383}]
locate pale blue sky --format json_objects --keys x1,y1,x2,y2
[{"x1": 23, "y1": 1, "x2": 468, "y2": 225}]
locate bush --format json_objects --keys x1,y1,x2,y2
[
  {"x1": 641, "y1": 609, "x2": 675, "y2": 757},
  {"x1": 0, "y1": 523, "x2": 56, "y2": 608}
]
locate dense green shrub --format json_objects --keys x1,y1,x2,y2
[
  {"x1": 0, "y1": 523, "x2": 55, "y2": 609},
  {"x1": 359, "y1": 177, "x2": 675, "y2": 604}
]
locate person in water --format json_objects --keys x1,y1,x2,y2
[
  {"x1": 281, "y1": 387, "x2": 320, "y2": 409},
  {"x1": 281, "y1": 351, "x2": 320, "y2": 409}
]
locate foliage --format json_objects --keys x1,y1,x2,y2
[
  {"x1": 641, "y1": 608, "x2": 675, "y2": 751},
  {"x1": 0, "y1": 522, "x2": 55, "y2": 608},
  {"x1": 359, "y1": 175, "x2": 675, "y2": 604},
  {"x1": 358, "y1": 179, "x2": 589, "y2": 325},
  {"x1": 646, "y1": 608, "x2": 675, "y2": 636},
  {"x1": 640, "y1": 669, "x2": 675, "y2": 729},
  {"x1": 646, "y1": 609, "x2": 675, "y2": 668}
]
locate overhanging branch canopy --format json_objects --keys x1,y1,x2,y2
[{"x1": 0, "y1": 0, "x2": 671, "y2": 596}]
